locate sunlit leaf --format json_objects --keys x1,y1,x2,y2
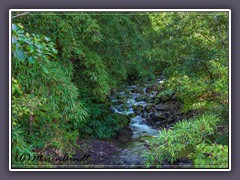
[
  {"x1": 12, "y1": 24, "x2": 19, "y2": 31},
  {"x1": 41, "y1": 66, "x2": 49, "y2": 74}
]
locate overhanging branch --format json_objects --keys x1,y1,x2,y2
[{"x1": 12, "y1": 12, "x2": 30, "y2": 19}]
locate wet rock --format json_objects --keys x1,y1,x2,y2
[
  {"x1": 116, "y1": 93, "x2": 126, "y2": 100},
  {"x1": 135, "y1": 96, "x2": 146, "y2": 102},
  {"x1": 99, "y1": 151, "x2": 104, "y2": 157},
  {"x1": 174, "y1": 115, "x2": 182, "y2": 123},
  {"x1": 146, "y1": 96, "x2": 154, "y2": 103},
  {"x1": 171, "y1": 94, "x2": 177, "y2": 101},
  {"x1": 110, "y1": 106, "x2": 116, "y2": 113},
  {"x1": 155, "y1": 102, "x2": 178, "y2": 111},
  {"x1": 116, "y1": 98, "x2": 128, "y2": 105},
  {"x1": 150, "y1": 111, "x2": 165, "y2": 119},
  {"x1": 146, "y1": 84, "x2": 159, "y2": 93},
  {"x1": 150, "y1": 98, "x2": 155, "y2": 103},
  {"x1": 129, "y1": 113, "x2": 137, "y2": 118},
  {"x1": 167, "y1": 117, "x2": 175, "y2": 123},
  {"x1": 116, "y1": 126, "x2": 133, "y2": 142},
  {"x1": 144, "y1": 143, "x2": 151, "y2": 149},
  {"x1": 147, "y1": 112, "x2": 166, "y2": 128},
  {"x1": 110, "y1": 88, "x2": 117, "y2": 95},
  {"x1": 144, "y1": 103, "x2": 153, "y2": 112},
  {"x1": 141, "y1": 112, "x2": 149, "y2": 118},
  {"x1": 135, "y1": 111, "x2": 141, "y2": 115},
  {"x1": 165, "y1": 101, "x2": 179, "y2": 111},
  {"x1": 153, "y1": 94, "x2": 168, "y2": 102},
  {"x1": 131, "y1": 88, "x2": 144, "y2": 94},
  {"x1": 155, "y1": 103, "x2": 166, "y2": 111},
  {"x1": 155, "y1": 121, "x2": 162, "y2": 126},
  {"x1": 162, "y1": 111, "x2": 170, "y2": 117},
  {"x1": 132, "y1": 105, "x2": 144, "y2": 115}
]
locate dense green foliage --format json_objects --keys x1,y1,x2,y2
[
  {"x1": 145, "y1": 113, "x2": 228, "y2": 168},
  {"x1": 145, "y1": 12, "x2": 229, "y2": 168},
  {"x1": 149, "y1": 12, "x2": 228, "y2": 113},
  {"x1": 11, "y1": 11, "x2": 229, "y2": 168}
]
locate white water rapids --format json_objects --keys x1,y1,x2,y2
[{"x1": 111, "y1": 85, "x2": 160, "y2": 138}]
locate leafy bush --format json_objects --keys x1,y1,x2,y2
[
  {"x1": 12, "y1": 23, "x2": 88, "y2": 127},
  {"x1": 145, "y1": 113, "x2": 228, "y2": 168},
  {"x1": 12, "y1": 23, "x2": 88, "y2": 167},
  {"x1": 190, "y1": 143, "x2": 228, "y2": 168},
  {"x1": 79, "y1": 102, "x2": 129, "y2": 139}
]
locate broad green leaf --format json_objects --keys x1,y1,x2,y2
[
  {"x1": 36, "y1": 43, "x2": 44, "y2": 49},
  {"x1": 28, "y1": 46, "x2": 35, "y2": 53},
  {"x1": 28, "y1": 57, "x2": 35, "y2": 64},
  {"x1": 12, "y1": 88, "x2": 15, "y2": 94},
  {"x1": 16, "y1": 29, "x2": 24, "y2": 34},
  {"x1": 42, "y1": 55, "x2": 50, "y2": 63},
  {"x1": 51, "y1": 48, "x2": 58, "y2": 54},
  {"x1": 17, "y1": 23, "x2": 24, "y2": 29},
  {"x1": 42, "y1": 66, "x2": 49, "y2": 74},
  {"x1": 12, "y1": 37, "x2": 17, "y2": 44},
  {"x1": 12, "y1": 24, "x2": 18, "y2": 31},
  {"x1": 44, "y1": 37, "x2": 51, "y2": 41},
  {"x1": 16, "y1": 86, "x2": 23, "y2": 95},
  {"x1": 14, "y1": 48, "x2": 26, "y2": 61}
]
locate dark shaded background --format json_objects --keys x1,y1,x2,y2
[{"x1": 0, "y1": 0, "x2": 238, "y2": 179}]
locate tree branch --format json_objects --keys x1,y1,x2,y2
[{"x1": 12, "y1": 12, "x2": 30, "y2": 19}]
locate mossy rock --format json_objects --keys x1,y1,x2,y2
[{"x1": 144, "y1": 103, "x2": 153, "y2": 112}]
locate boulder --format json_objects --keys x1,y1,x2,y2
[
  {"x1": 149, "y1": 112, "x2": 165, "y2": 121},
  {"x1": 155, "y1": 102, "x2": 178, "y2": 111},
  {"x1": 164, "y1": 101, "x2": 178, "y2": 111},
  {"x1": 146, "y1": 112, "x2": 167, "y2": 128},
  {"x1": 155, "y1": 103, "x2": 166, "y2": 111},
  {"x1": 116, "y1": 126, "x2": 133, "y2": 142}
]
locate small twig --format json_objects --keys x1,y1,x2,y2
[
  {"x1": 12, "y1": 12, "x2": 30, "y2": 19},
  {"x1": 197, "y1": 33, "x2": 214, "y2": 45}
]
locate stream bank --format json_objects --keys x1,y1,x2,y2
[
  {"x1": 73, "y1": 75, "x2": 194, "y2": 168},
  {"x1": 52, "y1": 75, "x2": 195, "y2": 168}
]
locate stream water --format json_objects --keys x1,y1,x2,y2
[{"x1": 105, "y1": 78, "x2": 164, "y2": 167}]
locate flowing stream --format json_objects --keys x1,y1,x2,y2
[
  {"x1": 113, "y1": 85, "x2": 160, "y2": 138},
  {"x1": 105, "y1": 79, "x2": 163, "y2": 167}
]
